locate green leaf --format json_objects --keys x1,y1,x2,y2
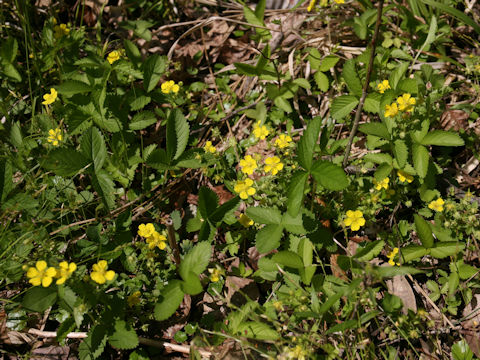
[
  {"x1": 2, "y1": 63, "x2": 21, "y2": 82},
  {"x1": 319, "y1": 278, "x2": 362, "y2": 316},
  {"x1": 210, "y1": 196, "x2": 240, "y2": 224},
  {"x1": 179, "y1": 242, "x2": 212, "y2": 279},
  {"x1": 56, "y1": 80, "x2": 92, "y2": 96},
  {"x1": 0, "y1": 159, "x2": 13, "y2": 202},
  {"x1": 282, "y1": 211, "x2": 306, "y2": 235},
  {"x1": 298, "y1": 116, "x2": 322, "y2": 171},
  {"x1": 255, "y1": 224, "x2": 283, "y2": 253},
  {"x1": 354, "y1": 240, "x2": 385, "y2": 261},
  {"x1": 421, "y1": 0, "x2": 480, "y2": 35},
  {"x1": 287, "y1": 171, "x2": 308, "y2": 217},
  {"x1": 246, "y1": 207, "x2": 282, "y2": 225},
  {"x1": 414, "y1": 214, "x2": 434, "y2": 248},
  {"x1": 374, "y1": 163, "x2": 393, "y2": 181},
  {"x1": 412, "y1": 143, "x2": 430, "y2": 178},
  {"x1": 43, "y1": 149, "x2": 89, "y2": 176},
  {"x1": 342, "y1": 59, "x2": 362, "y2": 97},
  {"x1": 374, "y1": 266, "x2": 424, "y2": 277},
  {"x1": 388, "y1": 62, "x2": 409, "y2": 90},
  {"x1": 393, "y1": 140, "x2": 408, "y2": 168},
  {"x1": 401, "y1": 245, "x2": 428, "y2": 262},
  {"x1": 57, "y1": 317, "x2": 76, "y2": 344},
  {"x1": 181, "y1": 271, "x2": 203, "y2": 295},
  {"x1": 143, "y1": 54, "x2": 166, "y2": 93},
  {"x1": 314, "y1": 71, "x2": 329, "y2": 92},
  {"x1": 129, "y1": 95, "x2": 151, "y2": 111},
  {"x1": 311, "y1": 160, "x2": 349, "y2": 190},
  {"x1": 154, "y1": 280, "x2": 184, "y2": 321},
  {"x1": 237, "y1": 322, "x2": 279, "y2": 340},
  {"x1": 129, "y1": 111, "x2": 157, "y2": 130},
  {"x1": 274, "y1": 96, "x2": 292, "y2": 113},
  {"x1": 364, "y1": 153, "x2": 393, "y2": 165},
  {"x1": 308, "y1": 48, "x2": 322, "y2": 69},
  {"x1": 22, "y1": 287, "x2": 57, "y2": 312},
  {"x1": 80, "y1": 127, "x2": 107, "y2": 172},
  {"x1": 331, "y1": 95, "x2": 359, "y2": 120},
  {"x1": 166, "y1": 109, "x2": 190, "y2": 161},
  {"x1": 363, "y1": 93, "x2": 381, "y2": 113},
  {"x1": 272, "y1": 251, "x2": 304, "y2": 269},
  {"x1": 358, "y1": 123, "x2": 390, "y2": 139},
  {"x1": 421, "y1": 130, "x2": 465, "y2": 147},
  {"x1": 298, "y1": 238, "x2": 314, "y2": 267},
  {"x1": 91, "y1": 170, "x2": 115, "y2": 211},
  {"x1": 198, "y1": 187, "x2": 219, "y2": 220},
  {"x1": 108, "y1": 320, "x2": 139, "y2": 350},
  {"x1": 124, "y1": 39, "x2": 142, "y2": 66},
  {"x1": 254, "y1": 0, "x2": 266, "y2": 21},
  {"x1": 318, "y1": 55, "x2": 340, "y2": 72},
  {"x1": 0, "y1": 38, "x2": 18, "y2": 63},
  {"x1": 10, "y1": 122, "x2": 22, "y2": 148},
  {"x1": 430, "y1": 242, "x2": 465, "y2": 259},
  {"x1": 78, "y1": 324, "x2": 108, "y2": 360},
  {"x1": 398, "y1": 78, "x2": 418, "y2": 94},
  {"x1": 325, "y1": 319, "x2": 358, "y2": 334},
  {"x1": 146, "y1": 149, "x2": 171, "y2": 170},
  {"x1": 424, "y1": 15, "x2": 437, "y2": 49},
  {"x1": 452, "y1": 340, "x2": 474, "y2": 360}
]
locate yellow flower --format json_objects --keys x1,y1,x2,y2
[
  {"x1": 239, "y1": 155, "x2": 258, "y2": 175},
  {"x1": 377, "y1": 80, "x2": 391, "y2": 94},
  {"x1": 287, "y1": 345, "x2": 307, "y2": 360},
  {"x1": 387, "y1": 247, "x2": 400, "y2": 266},
  {"x1": 428, "y1": 198, "x2": 444, "y2": 212},
  {"x1": 275, "y1": 134, "x2": 292, "y2": 149},
  {"x1": 54, "y1": 23, "x2": 70, "y2": 38},
  {"x1": 273, "y1": 301, "x2": 283, "y2": 311},
  {"x1": 146, "y1": 231, "x2": 167, "y2": 250},
  {"x1": 264, "y1": 156, "x2": 284, "y2": 175},
  {"x1": 204, "y1": 141, "x2": 216, "y2": 154},
  {"x1": 26, "y1": 261, "x2": 57, "y2": 287},
  {"x1": 127, "y1": 291, "x2": 141, "y2": 307},
  {"x1": 397, "y1": 170, "x2": 413, "y2": 183},
  {"x1": 90, "y1": 260, "x2": 116, "y2": 284},
  {"x1": 307, "y1": 0, "x2": 317, "y2": 11},
  {"x1": 138, "y1": 223, "x2": 156, "y2": 238},
  {"x1": 208, "y1": 267, "x2": 225, "y2": 282},
  {"x1": 42, "y1": 88, "x2": 57, "y2": 105},
  {"x1": 334, "y1": 0, "x2": 344, "y2": 4},
  {"x1": 384, "y1": 102, "x2": 398, "y2": 118},
  {"x1": 55, "y1": 261, "x2": 77, "y2": 285},
  {"x1": 107, "y1": 50, "x2": 121, "y2": 64},
  {"x1": 374, "y1": 177, "x2": 389, "y2": 190},
  {"x1": 344, "y1": 210, "x2": 366, "y2": 231},
  {"x1": 47, "y1": 128, "x2": 62, "y2": 146},
  {"x1": 234, "y1": 178, "x2": 256, "y2": 200},
  {"x1": 161, "y1": 80, "x2": 180, "y2": 94},
  {"x1": 238, "y1": 213, "x2": 253, "y2": 227},
  {"x1": 396, "y1": 93, "x2": 416, "y2": 112},
  {"x1": 252, "y1": 121, "x2": 270, "y2": 140}
]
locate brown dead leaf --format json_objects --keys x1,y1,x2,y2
[
  {"x1": 31, "y1": 346, "x2": 70, "y2": 360},
  {"x1": 225, "y1": 276, "x2": 259, "y2": 307},
  {"x1": 461, "y1": 293, "x2": 480, "y2": 357},
  {"x1": 386, "y1": 275, "x2": 417, "y2": 314},
  {"x1": 330, "y1": 254, "x2": 348, "y2": 281},
  {"x1": 440, "y1": 109, "x2": 469, "y2": 131}
]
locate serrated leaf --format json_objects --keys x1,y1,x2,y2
[
  {"x1": 358, "y1": 122, "x2": 390, "y2": 139},
  {"x1": 80, "y1": 127, "x2": 107, "y2": 172},
  {"x1": 393, "y1": 140, "x2": 408, "y2": 168},
  {"x1": 354, "y1": 240, "x2": 385, "y2": 261},
  {"x1": 452, "y1": 340, "x2": 474, "y2": 360},
  {"x1": 237, "y1": 322, "x2": 279, "y2": 340},
  {"x1": 364, "y1": 93, "x2": 381, "y2": 113},
  {"x1": 311, "y1": 160, "x2": 349, "y2": 190},
  {"x1": 2, "y1": 63, "x2": 21, "y2": 82},
  {"x1": 146, "y1": 148, "x2": 171, "y2": 170},
  {"x1": 331, "y1": 95, "x2": 359, "y2": 120},
  {"x1": 430, "y1": 242, "x2": 465, "y2": 259},
  {"x1": 143, "y1": 54, "x2": 166, "y2": 93},
  {"x1": 319, "y1": 55, "x2": 340, "y2": 72},
  {"x1": 179, "y1": 242, "x2": 211, "y2": 279},
  {"x1": 198, "y1": 187, "x2": 219, "y2": 220},
  {"x1": 124, "y1": 39, "x2": 142, "y2": 66},
  {"x1": 298, "y1": 238, "x2": 313, "y2": 267},
  {"x1": 108, "y1": 320, "x2": 138, "y2": 350},
  {"x1": 374, "y1": 266, "x2": 424, "y2": 277},
  {"x1": 78, "y1": 325, "x2": 108, "y2": 360},
  {"x1": 298, "y1": 116, "x2": 321, "y2": 171},
  {"x1": 412, "y1": 143, "x2": 430, "y2": 178},
  {"x1": 129, "y1": 111, "x2": 156, "y2": 130},
  {"x1": 129, "y1": 95, "x2": 151, "y2": 111},
  {"x1": 22, "y1": 287, "x2": 57, "y2": 312},
  {"x1": 92, "y1": 170, "x2": 115, "y2": 211},
  {"x1": 414, "y1": 214, "x2": 434, "y2": 248},
  {"x1": 154, "y1": 280, "x2": 184, "y2": 321},
  {"x1": 210, "y1": 196, "x2": 240, "y2": 224},
  {"x1": 255, "y1": 224, "x2": 283, "y2": 253},
  {"x1": 374, "y1": 163, "x2": 393, "y2": 181},
  {"x1": 314, "y1": 71, "x2": 329, "y2": 92},
  {"x1": 282, "y1": 211, "x2": 306, "y2": 235},
  {"x1": 166, "y1": 108, "x2": 189, "y2": 161},
  {"x1": 272, "y1": 251, "x2": 304, "y2": 269},
  {"x1": 364, "y1": 153, "x2": 393, "y2": 165},
  {"x1": 421, "y1": 130, "x2": 465, "y2": 147},
  {"x1": 0, "y1": 159, "x2": 13, "y2": 202},
  {"x1": 43, "y1": 148, "x2": 89, "y2": 176},
  {"x1": 181, "y1": 271, "x2": 203, "y2": 295},
  {"x1": 56, "y1": 80, "x2": 92, "y2": 96},
  {"x1": 308, "y1": 48, "x2": 322, "y2": 69},
  {"x1": 57, "y1": 317, "x2": 75, "y2": 344},
  {"x1": 388, "y1": 62, "x2": 409, "y2": 90},
  {"x1": 342, "y1": 59, "x2": 363, "y2": 97},
  {"x1": 246, "y1": 207, "x2": 282, "y2": 225},
  {"x1": 401, "y1": 245, "x2": 428, "y2": 262},
  {"x1": 287, "y1": 171, "x2": 308, "y2": 217}
]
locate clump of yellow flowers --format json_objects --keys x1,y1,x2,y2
[
  {"x1": 47, "y1": 128, "x2": 62, "y2": 146},
  {"x1": 138, "y1": 223, "x2": 167, "y2": 250},
  {"x1": 377, "y1": 80, "x2": 391, "y2": 94},
  {"x1": 428, "y1": 198, "x2": 444, "y2": 212},
  {"x1": 397, "y1": 170, "x2": 414, "y2": 183},
  {"x1": 54, "y1": 23, "x2": 70, "y2": 39},
  {"x1": 252, "y1": 121, "x2": 269, "y2": 140},
  {"x1": 264, "y1": 156, "x2": 283, "y2": 175},
  {"x1": 384, "y1": 93, "x2": 416, "y2": 118},
  {"x1": 387, "y1": 247, "x2": 400, "y2": 266},
  {"x1": 239, "y1": 155, "x2": 257, "y2": 175},
  {"x1": 204, "y1": 141, "x2": 216, "y2": 154},
  {"x1": 373, "y1": 177, "x2": 389, "y2": 190},
  {"x1": 90, "y1": 260, "x2": 116, "y2": 284},
  {"x1": 161, "y1": 80, "x2": 180, "y2": 94},
  {"x1": 275, "y1": 134, "x2": 292, "y2": 149},
  {"x1": 25, "y1": 260, "x2": 77, "y2": 287},
  {"x1": 344, "y1": 210, "x2": 366, "y2": 231},
  {"x1": 107, "y1": 50, "x2": 121, "y2": 64},
  {"x1": 234, "y1": 178, "x2": 256, "y2": 200},
  {"x1": 42, "y1": 88, "x2": 57, "y2": 106}
]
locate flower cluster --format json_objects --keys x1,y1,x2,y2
[
  {"x1": 138, "y1": 223, "x2": 167, "y2": 250},
  {"x1": 428, "y1": 198, "x2": 444, "y2": 212},
  {"x1": 234, "y1": 178, "x2": 256, "y2": 199},
  {"x1": 204, "y1": 141, "x2": 216, "y2": 154},
  {"x1": 384, "y1": 93, "x2": 416, "y2": 117},
  {"x1": 25, "y1": 260, "x2": 77, "y2": 287},
  {"x1": 344, "y1": 210, "x2": 365, "y2": 231},
  {"x1": 377, "y1": 80, "x2": 391, "y2": 94},
  {"x1": 275, "y1": 134, "x2": 292, "y2": 149},
  {"x1": 107, "y1": 50, "x2": 121, "y2": 64},
  {"x1": 239, "y1": 155, "x2": 257, "y2": 175},
  {"x1": 397, "y1": 170, "x2": 414, "y2": 183},
  {"x1": 161, "y1": 80, "x2": 180, "y2": 94},
  {"x1": 252, "y1": 121, "x2": 269, "y2": 140},
  {"x1": 264, "y1": 156, "x2": 283, "y2": 175},
  {"x1": 387, "y1": 247, "x2": 400, "y2": 266},
  {"x1": 54, "y1": 23, "x2": 70, "y2": 39},
  {"x1": 47, "y1": 128, "x2": 62, "y2": 146},
  {"x1": 374, "y1": 177, "x2": 389, "y2": 190},
  {"x1": 90, "y1": 260, "x2": 115, "y2": 284}
]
